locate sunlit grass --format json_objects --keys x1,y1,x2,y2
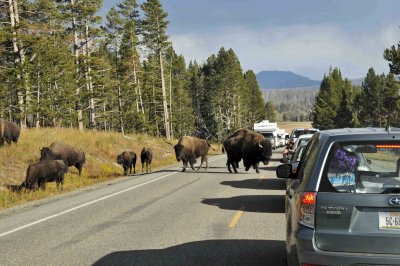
[{"x1": 0, "y1": 128, "x2": 209, "y2": 210}]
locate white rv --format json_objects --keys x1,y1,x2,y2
[{"x1": 253, "y1": 120, "x2": 280, "y2": 149}]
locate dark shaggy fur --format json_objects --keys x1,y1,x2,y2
[
  {"x1": 223, "y1": 129, "x2": 272, "y2": 174},
  {"x1": 0, "y1": 119, "x2": 20, "y2": 146},
  {"x1": 21, "y1": 160, "x2": 68, "y2": 190},
  {"x1": 117, "y1": 151, "x2": 137, "y2": 176},
  {"x1": 140, "y1": 147, "x2": 153, "y2": 174},
  {"x1": 40, "y1": 141, "x2": 85, "y2": 176},
  {"x1": 174, "y1": 136, "x2": 210, "y2": 172}
]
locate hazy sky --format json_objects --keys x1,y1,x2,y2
[{"x1": 101, "y1": 0, "x2": 400, "y2": 80}]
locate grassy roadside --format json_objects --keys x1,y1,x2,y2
[{"x1": 0, "y1": 128, "x2": 221, "y2": 210}]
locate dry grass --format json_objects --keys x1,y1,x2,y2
[{"x1": 0, "y1": 128, "x2": 222, "y2": 210}]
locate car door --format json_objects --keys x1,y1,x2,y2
[{"x1": 286, "y1": 137, "x2": 319, "y2": 231}]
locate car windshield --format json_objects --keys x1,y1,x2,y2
[
  {"x1": 297, "y1": 138, "x2": 310, "y2": 147},
  {"x1": 262, "y1": 133, "x2": 274, "y2": 138},
  {"x1": 292, "y1": 129, "x2": 317, "y2": 138},
  {"x1": 320, "y1": 141, "x2": 400, "y2": 194}
]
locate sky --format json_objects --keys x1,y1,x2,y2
[{"x1": 100, "y1": 0, "x2": 400, "y2": 80}]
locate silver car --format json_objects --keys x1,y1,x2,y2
[{"x1": 277, "y1": 128, "x2": 400, "y2": 265}]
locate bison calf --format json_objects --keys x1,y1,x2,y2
[
  {"x1": 0, "y1": 119, "x2": 20, "y2": 146},
  {"x1": 174, "y1": 136, "x2": 210, "y2": 172},
  {"x1": 40, "y1": 141, "x2": 85, "y2": 176},
  {"x1": 21, "y1": 160, "x2": 68, "y2": 190},
  {"x1": 140, "y1": 147, "x2": 153, "y2": 174},
  {"x1": 117, "y1": 151, "x2": 137, "y2": 176}
]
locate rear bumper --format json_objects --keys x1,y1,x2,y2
[{"x1": 294, "y1": 227, "x2": 400, "y2": 265}]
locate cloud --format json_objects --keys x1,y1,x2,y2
[{"x1": 170, "y1": 23, "x2": 398, "y2": 80}]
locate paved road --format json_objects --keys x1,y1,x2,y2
[{"x1": 0, "y1": 150, "x2": 286, "y2": 266}]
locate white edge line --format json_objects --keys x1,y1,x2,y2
[{"x1": 0, "y1": 155, "x2": 225, "y2": 238}]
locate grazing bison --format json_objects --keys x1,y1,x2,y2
[
  {"x1": 174, "y1": 136, "x2": 210, "y2": 172},
  {"x1": 117, "y1": 151, "x2": 137, "y2": 176},
  {"x1": 140, "y1": 147, "x2": 153, "y2": 174},
  {"x1": 21, "y1": 160, "x2": 68, "y2": 190},
  {"x1": 0, "y1": 119, "x2": 20, "y2": 146},
  {"x1": 223, "y1": 129, "x2": 272, "y2": 173},
  {"x1": 40, "y1": 141, "x2": 85, "y2": 176}
]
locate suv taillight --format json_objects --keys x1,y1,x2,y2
[{"x1": 296, "y1": 192, "x2": 316, "y2": 229}]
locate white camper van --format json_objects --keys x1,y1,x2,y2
[{"x1": 253, "y1": 120, "x2": 280, "y2": 149}]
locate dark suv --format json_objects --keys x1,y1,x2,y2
[{"x1": 277, "y1": 128, "x2": 400, "y2": 265}]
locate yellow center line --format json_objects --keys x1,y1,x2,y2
[
  {"x1": 258, "y1": 174, "x2": 266, "y2": 183},
  {"x1": 229, "y1": 207, "x2": 244, "y2": 228}
]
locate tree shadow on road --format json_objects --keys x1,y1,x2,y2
[
  {"x1": 201, "y1": 195, "x2": 285, "y2": 213},
  {"x1": 258, "y1": 166, "x2": 277, "y2": 171},
  {"x1": 93, "y1": 239, "x2": 286, "y2": 266},
  {"x1": 221, "y1": 178, "x2": 286, "y2": 190}
]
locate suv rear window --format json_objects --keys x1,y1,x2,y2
[{"x1": 319, "y1": 141, "x2": 400, "y2": 194}]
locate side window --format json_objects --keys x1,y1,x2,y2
[{"x1": 297, "y1": 136, "x2": 319, "y2": 181}]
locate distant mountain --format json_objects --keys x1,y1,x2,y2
[{"x1": 256, "y1": 71, "x2": 321, "y2": 89}]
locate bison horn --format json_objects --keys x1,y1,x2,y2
[{"x1": 259, "y1": 142, "x2": 263, "y2": 148}]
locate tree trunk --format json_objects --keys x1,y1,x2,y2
[
  {"x1": 8, "y1": 0, "x2": 25, "y2": 127},
  {"x1": 70, "y1": 0, "x2": 84, "y2": 131},
  {"x1": 36, "y1": 72, "x2": 40, "y2": 128},
  {"x1": 159, "y1": 50, "x2": 170, "y2": 140},
  {"x1": 84, "y1": 19, "x2": 95, "y2": 129},
  {"x1": 117, "y1": 83, "x2": 124, "y2": 135},
  {"x1": 169, "y1": 57, "x2": 173, "y2": 139}
]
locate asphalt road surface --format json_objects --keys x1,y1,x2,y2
[{"x1": 0, "y1": 149, "x2": 287, "y2": 266}]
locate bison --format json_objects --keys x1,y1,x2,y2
[
  {"x1": 21, "y1": 160, "x2": 68, "y2": 190},
  {"x1": 223, "y1": 129, "x2": 250, "y2": 173},
  {"x1": 223, "y1": 129, "x2": 272, "y2": 173},
  {"x1": 40, "y1": 141, "x2": 85, "y2": 176},
  {"x1": 140, "y1": 147, "x2": 153, "y2": 174},
  {"x1": 117, "y1": 151, "x2": 137, "y2": 176},
  {"x1": 0, "y1": 119, "x2": 20, "y2": 146},
  {"x1": 174, "y1": 136, "x2": 210, "y2": 172}
]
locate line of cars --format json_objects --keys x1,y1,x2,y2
[{"x1": 276, "y1": 127, "x2": 400, "y2": 265}]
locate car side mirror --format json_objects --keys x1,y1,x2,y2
[{"x1": 276, "y1": 164, "x2": 296, "y2": 179}]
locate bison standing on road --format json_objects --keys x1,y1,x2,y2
[
  {"x1": 174, "y1": 136, "x2": 210, "y2": 172},
  {"x1": 0, "y1": 119, "x2": 20, "y2": 146},
  {"x1": 223, "y1": 129, "x2": 272, "y2": 174},
  {"x1": 117, "y1": 151, "x2": 137, "y2": 176},
  {"x1": 223, "y1": 129, "x2": 250, "y2": 173},
  {"x1": 21, "y1": 160, "x2": 68, "y2": 190},
  {"x1": 40, "y1": 141, "x2": 85, "y2": 176},
  {"x1": 140, "y1": 147, "x2": 153, "y2": 174}
]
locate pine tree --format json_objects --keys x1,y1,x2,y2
[
  {"x1": 244, "y1": 70, "x2": 266, "y2": 124},
  {"x1": 384, "y1": 42, "x2": 400, "y2": 75},
  {"x1": 265, "y1": 101, "x2": 276, "y2": 122},
  {"x1": 140, "y1": 0, "x2": 171, "y2": 139},
  {"x1": 335, "y1": 83, "x2": 354, "y2": 128},
  {"x1": 312, "y1": 67, "x2": 343, "y2": 130}
]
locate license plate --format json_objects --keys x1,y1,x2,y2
[{"x1": 379, "y1": 212, "x2": 400, "y2": 229}]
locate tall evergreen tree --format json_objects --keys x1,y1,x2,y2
[
  {"x1": 244, "y1": 70, "x2": 266, "y2": 124},
  {"x1": 140, "y1": 0, "x2": 171, "y2": 139},
  {"x1": 384, "y1": 42, "x2": 400, "y2": 75},
  {"x1": 312, "y1": 67, "x2": 344, "y2": 130}
]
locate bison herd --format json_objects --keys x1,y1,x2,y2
[
  {"x1": 174, "y1": 129, "x2": 272, "y2": 174},
  {"x1": 1, "y1": 118, "x2": 273, "y2": 192}
]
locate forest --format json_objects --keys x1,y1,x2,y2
[
  {"x1": 2, "y1": 0, "x2": 400, "y2": 141},
  {"x1": 0, "y1": 0, "x2": 268, "y2": 142}
]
